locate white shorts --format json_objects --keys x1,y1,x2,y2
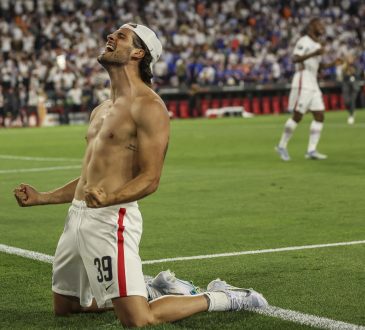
[
  {"x1": 52, "y1": 200, "x2": 147, "y2": 308},
  {"x1": 288, "y1": 88, "x2": 325, "y2": 114}
]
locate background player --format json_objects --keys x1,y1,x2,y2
[
  {"x1": 275, "y1": 18, "x2": 341, "y2": 161},
  {"x1": 341, "y1": 53, "x2": 361, "y2": 125}
]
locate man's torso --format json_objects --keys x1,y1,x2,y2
[
  {"x1": 74, "y1": 91, "x2": 157, "y2": 200},
  {"x1": 292, "y1": 35, "x2": 322, "y2": 90}
]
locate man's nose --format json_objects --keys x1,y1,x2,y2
[{"x1": 107, "y1": 34, "x2": 115, "y2": 42}]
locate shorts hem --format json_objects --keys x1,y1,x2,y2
[
  {"x1": 96, "y1": 291, "x2": 148, "y2": 307},
  {"x1": 309, "y1": 108, "x2": 325, "y2": 112},
  {"x1": 52, "y1": 287, "x2": 93, "y2": 308}
]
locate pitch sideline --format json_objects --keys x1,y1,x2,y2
[
  {"x1": 1, "y1": 240, "x2": 364, "y2": 266},
  {"x1": 1, "y1": 240, "x2": 365, "y2": 329},
  {"x1": 0, "y1": 165, "x2": 81, "y2": 174},
  {"x1": 0, "y1": 154, "x2": 81, "y2": 162}
]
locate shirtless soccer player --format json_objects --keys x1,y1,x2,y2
[
  {"x1": 276, "y1": 18, "x2": 341, "y2": 161},
  {"x1": 14, "y1": 23, "x2": 267, "y2": 327}
]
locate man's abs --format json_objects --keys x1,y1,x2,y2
[{"x1": 74, "y1": 100, "x2": 139, "y2": 200}]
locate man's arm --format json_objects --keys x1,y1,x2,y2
[
  {"x1": 293, "y1": 47, "x2": 324, "y2": 63},
  {"x1": 14, "y1": 178, "x2": 79, "y2": 207},
  {"x1": 319, "y1": 58, "x2": 343, "y2": 69},
  {"x1": 84, "y1": 98, "x2": 170, "y2": 207}
]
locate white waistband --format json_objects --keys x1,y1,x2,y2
[{"x1": 71, "y1": 199, "x2": 138, "y2": 209}]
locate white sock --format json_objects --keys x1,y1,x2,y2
[
  {"x1": 278, "y1": 118, "x2": 298, "y2": 148},
  {"x1": 308, "y1": 120, "x2": 323, "y2": 152},
  {"x1": 205, "y1": 292, "x2": 230, "y2": 312}
]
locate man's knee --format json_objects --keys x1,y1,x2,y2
[
  {"x1": 292, "y1": 111, "x2": 303, "y2": 123},
  {"x1": 53, "y1": 292, "x2": 80, "y2": 316},
  {"x1": 312, "y1": 111, "x2": 324, "y2": 122},
  {"x1": 113, "y1": 296, "x2": 157, "y2": 328}
]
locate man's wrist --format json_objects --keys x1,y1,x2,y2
[
  {"x1": 109, "y1": 192, "x2": 119, "y2": 206},
  {"x1": 38, "y1": 192, "x2": 50, "y2": 205}
]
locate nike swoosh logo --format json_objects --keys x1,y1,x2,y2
[{"x1": 105, "y1": 283, "x2": 113, "y2": 291}]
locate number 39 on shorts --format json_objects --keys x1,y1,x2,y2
[{"x1": 94, "y1": 256, "x2": 112, "y2": 282}]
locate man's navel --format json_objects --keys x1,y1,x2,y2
[{"x1": 126, "y1": 144, "x2": 138, "y2": 152}]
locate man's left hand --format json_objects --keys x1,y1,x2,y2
[{"x1": 84, "y1": 187, "x2": 111, "y2": 208}]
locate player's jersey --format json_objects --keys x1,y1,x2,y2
[{"x1": 291, "y1": 35, "x2": 322, "y2": 91}]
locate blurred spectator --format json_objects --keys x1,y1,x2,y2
[
  {"x1": 0, "y1": 0, "x2": 363, "y2": 119},
  {"x1": 67, "y1": 82, "x2": 83, "y2": 113},
  {"x1": 0, "y1": 85, "x2": 4, "y2": 126}
]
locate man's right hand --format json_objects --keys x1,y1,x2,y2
[{"x1": 14, "y1": 184, "x2": 43, "y2": 207}]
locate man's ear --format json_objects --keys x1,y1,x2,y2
[{"x1": 131, "y1": 48, "x2": 145, "y2": 60}]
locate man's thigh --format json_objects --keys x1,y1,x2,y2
[
  {"x1": 309, "y1": 91, "x2": 325, "y2": 112},
  {"x1": 52, "y1": 205, "x2": 93, "y2": 307},
  {"x1": 288, "y1": 88, "x2": 312, "y2": 114},
  {"x1": 79, "y1": 205, "x2": 147, "y2": 308}
]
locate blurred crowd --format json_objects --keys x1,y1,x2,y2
[{"x1": 0, "y1": 0, "x2": 364, "y2": 126}]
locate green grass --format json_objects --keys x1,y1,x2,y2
[{"x1": 0, "y1": 110, "x2": 364, "y2": 329}]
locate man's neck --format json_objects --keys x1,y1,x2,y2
[
  {"x1": 106, "y1": 65, "x2": 145, "y2": 102},
  {"x1": 307, "y1": 31, "x2": 319, "y2": 43}
]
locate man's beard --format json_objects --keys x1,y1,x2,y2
[
  {"x1": 97, "y1": 48, "x2": 132, "y2": 68},
  {"x1": 97, "y1": 54, "x2": 124, "y2": 67}
]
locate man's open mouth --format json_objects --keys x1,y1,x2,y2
[{"x1": 106, "y1": 43, "x2": 115, "y2": 52}]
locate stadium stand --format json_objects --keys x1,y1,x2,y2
[{"x1": 0, "y1": 0, "x2": 364, "y2": 125}]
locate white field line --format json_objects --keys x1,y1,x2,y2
[
  {"x1": 254, "y1": 306, "x2": 365, "y2": 330},
  {"x1": 0, "y1": 165, "x2": 81, "y2": 174},
  {"x1": 1, "y1": 240, "x2": 364, "y2": 266},
  {"x1": 0, "y1": 154, "x2": 81, "y2": 162},
  {"x1": 0, "y1": 244, "x2": 54, "y2": 264},
  {"x1": 141, "y1": 240, "x2": 365, "y2": 264},
  {"x1": 1, "y1": 240, "x2": 365, "y2": 330}
]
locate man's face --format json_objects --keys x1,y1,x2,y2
[
  {"x1": 97, "y1": 28, "x2": 134, "y2": 66},
  {"x1": 313, "y1": 20, "x2": 325, "y2": 37}
]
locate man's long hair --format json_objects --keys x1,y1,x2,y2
[{"x1": 132, "y1": 34, "x2": 153, "y2": 86}]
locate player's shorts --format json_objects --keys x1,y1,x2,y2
[
  {"x1": 52, "y1": 199, "x2": 147, "y2": 308},
  {"x1": 288, "y1": 88, "x2": 325, "y2": 114}
]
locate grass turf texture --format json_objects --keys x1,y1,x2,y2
[{"x1": 0, "y1": 110, "x2": 364, "y2": 329}]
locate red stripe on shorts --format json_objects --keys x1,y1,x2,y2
[
  {"x1": 293, "y1": 71, "x2": 303, "y2": 111},
  {"x1": 117, "y1": 208, "x2": 127, "y2": 297}
]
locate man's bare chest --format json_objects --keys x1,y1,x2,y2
[{"x1": 87, "y1": 104, "x2": 136, "y2": 145}]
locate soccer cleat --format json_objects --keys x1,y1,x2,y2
[
  {"x1": 207, "y1": 278, "x2": 247, "y2": 292},
  {"x1": 275, "y1": 146, "x2": 291, "y2": 161},
  {"x1": 226, "y1": 289, "x2": 268, "y2": 310},
  {"x1": 207, "y1": 278, "x2": 268, "y2": 310},
  {"x1": 147, "y1": 270, "x2": 200, "y2": 295},
  {"x1": 305, "y1": 150, "x2": 327, "y2": 160}
]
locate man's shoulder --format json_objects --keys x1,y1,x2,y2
[
  {"x1": 303, "y1": 34, "x2": 320, "y2": 46},
  {"x1": 90, "y1": 99, "x2": 112, "y2": 121},
  {"x1": 134, "y1": 90, "x2": 168, "y2": 114},
  {"x1": 129, "y1": 91, "x2": 169, "y2": 126},
  {"x1": 297, "y1": 35, "x2": 310, "y2": 45}
]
